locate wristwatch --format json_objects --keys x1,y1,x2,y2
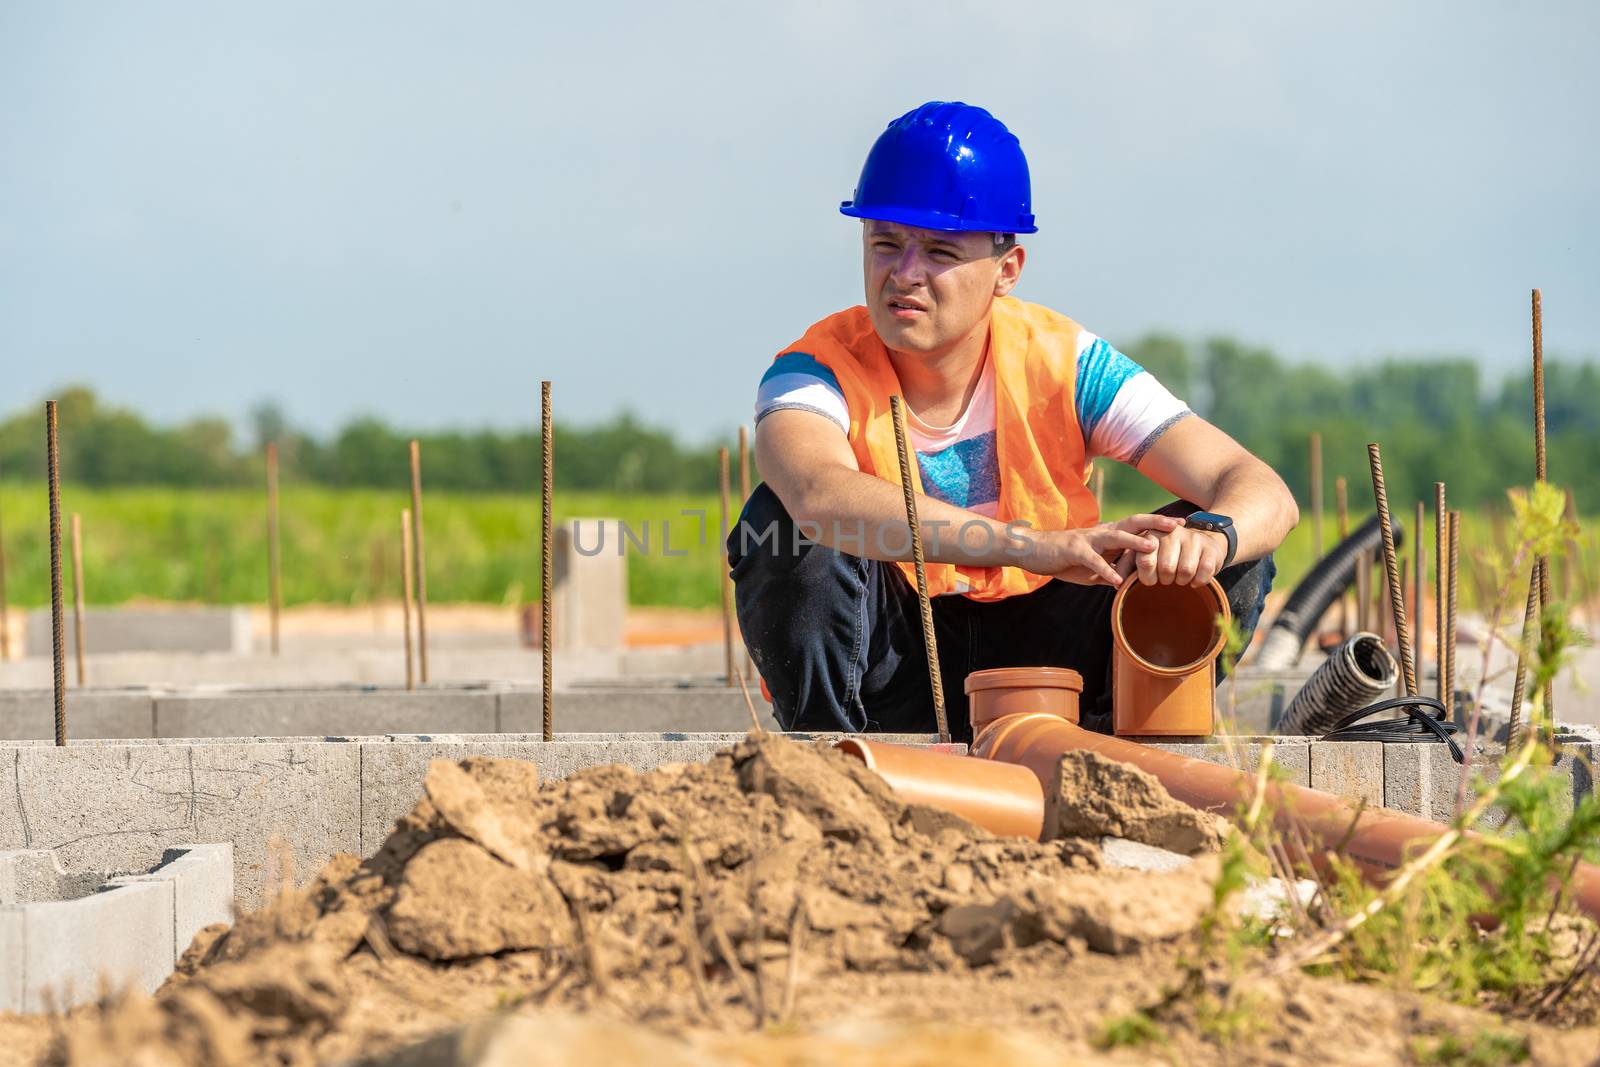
[{"x1": 1185, "y1": 512, "x2": 1237, "y2": 570}]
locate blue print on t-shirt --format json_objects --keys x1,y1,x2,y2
[{"x1": 915, "y1": 429, "x2": 999, "y2": 510}]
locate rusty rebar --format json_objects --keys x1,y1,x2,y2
[
  {"x1": 719, "y1": 446, "x2": 735, "y2": 689},
  {"x1": 401, "y1": 509, "x2": 416, "y2": 692},
  {"x1": 890, "y1": 396, "x2": 949, "y2": 743},
  {"x1": 1091, "y1": 465, "x2": 1105, "y2": 516},
  {"x1": 738, "y1": 424, "x2": 751, "y2": 503},
  {"x1": 1309, "y1": 432, "x2": 1324, "y2": 562},
  {"x1": 1365, "y1": 443, "x2": 1411, "y2": 693},
  {"x1": 1335, "y1": 476, "x2": 1350, "y2": 635},
  {"x1": 1532, "y1": 288, "x2": 1555, "y2": 724},
  {"x1": 46, "y1": 401, "x2": 65, "y2": 746},
  {"x1": 1508, "y1": 564, "x2": 1539, "y2": 749},
  {"x1": 1446, "y1": 510, "x2": 1461, "y2": 718},
  {"x1": 408, "y1": 439, "x2": 429, "y2": 684},
  {"x1": 1435, "y1": 483, "x2": 1447, "y2": 704},
  {"x1": 1413, "y1": 499, "x2": 1425, "y2": 686},
  {"x1": 70, "y1": 512, "x2": 86, "y2": 687},
  {"x1": 541, "y1": 381, "x2": 554, "y2": 741},
  {"x1": 265, "y1": 442, "x2": 282, "y2": 656}
]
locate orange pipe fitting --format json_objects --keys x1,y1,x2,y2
[
  {"x1": 968, "y1": 710, "x2": 1600, "y2": 922},
  {"x1": 965, "y1": 666, "x2": 1082, "y2": 727},
  {"x1": 1110, "y1": 577, "x2": 1228, "y2": 736},
  {"x1": 835, "y1": 736, "x2": 1044, "y2": 840}
]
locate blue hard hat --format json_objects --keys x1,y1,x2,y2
[{"x1": 840, "y1": 101, "x2": 1037, "y2": 235}]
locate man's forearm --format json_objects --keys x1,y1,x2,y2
[
  {"x1": 768, "y1": 465, "x2": 1030, "y2": 567},
  {"x1": 1205, "y1": 463, "x2": 1299, "y2": 563}
]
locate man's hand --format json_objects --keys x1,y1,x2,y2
[
  {"x1": 1116, "y1": 524, "x2": 1230, "y2": 587},
  {"x1": 1028, "y1": 514, "x2": 1186, "y2": 586}
]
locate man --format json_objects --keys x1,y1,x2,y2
[{"x1": 731, "y1": 101, "x2": 1297, "y2": 739}]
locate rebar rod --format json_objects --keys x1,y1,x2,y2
[
  {"x1": 540, "y1": 381, "x2": 554, "y2": 741},
  {"x1": 409, "y1": 440, "x2": 430, "y2": 684},
  {"x1": 1335, "y1": 476, "x2": 1350, "y2": 636},
  {"x1": 719, "y1": 446, "x2": 734, "y2": 689},
  {"x1": 1413, "y1": 499, "x2": 1425, "y2": 687},
  {"x1": 70, "y1": 513, "x2": 86, "y2": 687},
  {"x1": 46, "y1": 401, "x2": 65, "y2": 746},
  {"x1": 738, "y1": 425, "x2": 751, "y2": 503},
  {"x1": 1310, "y1": 432, "x2": 1324, "y2": 562},
  {"x1": 401, "y1": 509, "x2": 416, "y2": 692},
  {"x1": 1507, "y1": 564, "x2": 1539, "y2": 749},
  {"x1": 1366, "y1": 445, "x2": 1415, "y2": 695},
  {"x1": 1092, "y1": 465, "x2": 1105, "y2": 515},
  {"x1": 265, "y1": 442, "x2": 282, "y2": 656},
  {"x1": 890, "y1": 396, "x2": 949, "y2": 744},
  {"x1": 1446, "y1": 510, "x2": 1461, "y2": 718},
  {"x1": 1435, "y1": 483, "x2": 1447, "y2": 704},
  {"x1": 1532, "y1": 289, "x2": 1555, "y2": 726}
]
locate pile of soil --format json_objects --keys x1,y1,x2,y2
[{"x1": 7, "y1": 736, "x2": 1599, "y2": 1066}]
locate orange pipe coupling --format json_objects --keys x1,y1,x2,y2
[
  {"x1": 1110, "y1": 577, "x2": 1227, "y2": 736},
  {"x1": 836, "y1": 736, "x2": 1044, "y2": 840}
]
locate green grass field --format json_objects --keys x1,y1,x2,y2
[{"x1": 0, "y1": 484, "x2": 1592, "y2": 612}]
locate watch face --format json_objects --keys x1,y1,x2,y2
[{"x1": 1188, "y1": 512, "x2": 1233, "y2": 530}]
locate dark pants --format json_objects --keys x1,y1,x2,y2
[{"x1": 728, "y1": 483, "x2": 1276, "y2": 741}]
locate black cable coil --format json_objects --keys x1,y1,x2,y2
[{"x1": 1320, "y1": 695, "x2": 1463, "y2": 764}]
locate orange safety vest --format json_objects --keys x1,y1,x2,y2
[{"x1": 776, "y1": 296, "x2": 1097, "y2": 602}]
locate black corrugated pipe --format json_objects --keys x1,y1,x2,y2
[
  {"x1": 1254, "y1": 514, "x2": 1402, "y2": 670},
  {"x1": 1277, "y1": 631, "x2": 1397, "y2": 735}
]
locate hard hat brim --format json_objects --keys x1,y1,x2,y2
[{"x1": 840, "y1": 200, "x2": 1037, "y2": 235}]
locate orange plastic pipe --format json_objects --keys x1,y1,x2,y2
[
  {"x1": 835, "y1": 737, "x2": 1044, "y2": 840},
  {"x1": 969, "y1": 711, "x2": 1600, "y2": 922}
]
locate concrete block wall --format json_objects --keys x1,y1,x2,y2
[
  {"x1": 0, "y1": 733, "x2": 942, "y2": 911},
  {"x1": 0, "y1": 684, "x2": 779, "y2": 742},
  {"x1": 24, "y1": 607, "x2": 251, "y2": 657},
  {"x1": 0, "y1": 843, "x2": 232, "y2": 1013}
]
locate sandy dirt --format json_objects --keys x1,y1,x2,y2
[{"x1": 3, "y1": 736, "x2": 1597, "y2": 1066}]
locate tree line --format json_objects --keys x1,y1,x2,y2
[{"x1": 1, "y1": 337, "x2": 1596, "y2": 513}]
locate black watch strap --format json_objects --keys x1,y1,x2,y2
[{"x1": 1185, "y1": 512, "x2": 1237, "y2": 570}]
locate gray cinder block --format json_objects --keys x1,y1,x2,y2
[
  {"x1": 1310, "y1": 741, "x2": 1385, "y2": 807},
  {"x1": 0, "y1": 689, "x2": 155, "y2": 741},
  {"x1": 24, "y1": 606, "x2": 251, "y2": 657},
  {"x1": 2, "y1": 742, "x2": 359, "y2": 912},
  {"x1": 1146, "y1": 736, "x2": 1312, "y2": 787},
  {"x1": 498, "y1": 687, "x2": 778, "y2": 734},
  {"x1": 0, "y1": 843, "x2": 233, "y2": 1013},
  {"x1": 154, "y1": 690, "x2": 497, "y2": 738}
]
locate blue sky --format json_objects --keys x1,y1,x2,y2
[{"x1": 2, "y1": 1, "x2": 1596, "y2": 442}]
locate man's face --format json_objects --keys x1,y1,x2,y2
[{"x1": 862, "y1": 221, "x2": 1023, "y2": 357}]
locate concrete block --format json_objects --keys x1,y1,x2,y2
[
  {"x1": 0, "y1": 908, "x2": 21, "y2": 1012},
  {"x1": 553, "y1": 518, "x2": 627, "y2": 652},
  {"x1": 1310, "y1": 742, "x2": 1385, "y2": 807},
  {"x1": 1100, "y1": 836, "x2": 1193, "y2": 873},
  {"x1": 0, "y1": 849, "x2": 106, "y2": 905},
  {"x1": 2, "y1": 741, "x2": 360, "y2": 911},
  {"x1": 24, "y1": 606, "x2": 251, "y2": 657},
  {"x1": 498, "y1": 687, "x2": 779, "y2": 734},
  {"x1": 108, "y1": 844, "x2": 235, "y2": 962},
  {"x1": 19, "y1": 880, "x2": 175, "y2": 1011},
  {"x1": 1382, "y1": 744, "x2": 1477, "y2": 822},
  {"x1": 154, "y1": 690, "x2": 497, "y2": 738},
  {"x1": 0, "y1": 689, "x2": 154, "y2": 741},
  {"x1": 1146, "y1": 737, "x2": 1312, "y2": 787}
]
